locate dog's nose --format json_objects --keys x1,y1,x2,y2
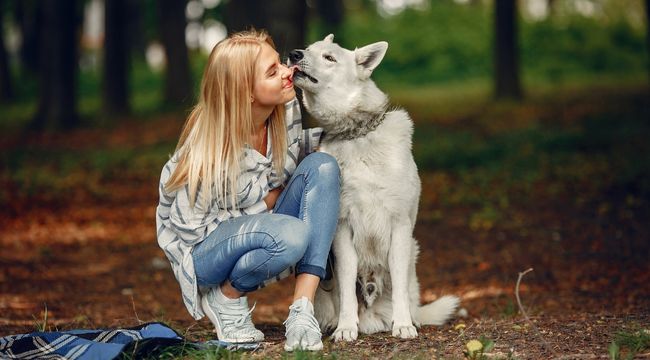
[
  {"x1": 289, "y1": 50, "x2": 303, "y2": 63},
  {"x1": 366, "y1": 283, "x2": 375, "y2": 294}
]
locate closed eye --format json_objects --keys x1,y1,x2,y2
[{"x1": 323, "y1": 54, "x2": 337, "y2": 63}]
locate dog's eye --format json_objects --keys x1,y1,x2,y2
[{"x1": 323, "y1": 54, "x2": 337, "y2": 63}]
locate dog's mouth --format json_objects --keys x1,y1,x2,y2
[{"x1": 293, "y1": 69, "x2": 318, "y2": 84}]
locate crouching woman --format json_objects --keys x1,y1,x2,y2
[{"x1": 155, "y1": 30, "x2": 339, "y2": 351}]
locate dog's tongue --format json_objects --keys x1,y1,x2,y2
[{"x1": 289, "y1": 65, "x2": 299, "y2": 81}]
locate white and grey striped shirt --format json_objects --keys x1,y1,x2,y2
[{"x1": 155, "y1": 98, "x2": 322, "y2": 319}]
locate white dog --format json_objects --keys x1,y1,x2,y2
[{"x1": 289, "y1": 34, "x2": 459, "y2": 341}]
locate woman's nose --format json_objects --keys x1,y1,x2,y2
[{"x1": 280, "y1": 64, "x2": 291, "y2": 79}]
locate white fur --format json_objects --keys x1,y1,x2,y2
[{"x1": 291, "y1": 35, "x2": 459, "y2": 341}]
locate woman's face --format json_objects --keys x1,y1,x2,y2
[{"x1": 252, "y1": 42, "x2": 295, "y2": 107}]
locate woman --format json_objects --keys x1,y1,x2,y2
[{"x1": 155, "y1": 30, "x2": 340, "y2": 351}]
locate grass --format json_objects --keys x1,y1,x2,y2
[
  {"x1": 2, "y1": 76, "x2": 648, "y2": 221},
  {"x1": 609, "y1": 328, "x2": 650, "y2": 360},
  {"x1": 405, "y1": 77, "x2": 649, "y2": 232}
]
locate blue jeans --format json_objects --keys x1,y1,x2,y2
[{"x1": 192, "y1": 152, "x2": 340, "y2": 293}]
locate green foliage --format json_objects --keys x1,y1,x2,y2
[
  {"x1": 609, "y1": 329, "x2": 650, "y2": 360},
  {"x1": 0, "y1": 141, "x2": 175, "y2": 203},
  {"x1": 411, "y1": 82, "x2": 649, "y2": 231},
  {"x1": 309, "y1": 1, "x2": 648, "y2": 87}
]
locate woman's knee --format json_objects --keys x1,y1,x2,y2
[
  {"x1": 303, "y1": 152, "x2": 340, "y2": 182},
  {"x1": 271, "y1": 215, "x2": 309, "y2": 261}
]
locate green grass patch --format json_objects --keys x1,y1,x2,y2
[
  {"x1": 609, "y1": 328, "x2": 650, "y2": 360},
  {"x1": 0, "y1": 140, "x2": 176, "y2": 204}
]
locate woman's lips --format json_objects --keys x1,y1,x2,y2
[{"x1": 283, "y1": 66, "x2": 299, "y2": 88}]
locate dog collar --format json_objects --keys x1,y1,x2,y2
[{"x1": 323, "y1": 101, "x2": 390, "y2": 141}]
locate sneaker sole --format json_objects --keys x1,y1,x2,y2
[
  {"x1": 201, "y1": 295, "x2": 262, "y2": 343},
  {"x1": 284, "y1": 341, "x2": 323, "y2": 352}
]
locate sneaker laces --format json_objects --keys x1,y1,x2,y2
[
  {"x1": 283, "y1": 301, "x2": 319, "y2": 330},
  {"x1": 219, "y1": 301, "x2": 257, "y2": 329}
]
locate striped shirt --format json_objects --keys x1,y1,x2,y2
[{"x1": 155, "y1": 98, "x2": 322, "y2": 320}]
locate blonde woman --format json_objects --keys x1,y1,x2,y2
[{"x1": 155, "y1": 30, "x2": 340, "y2": 351}]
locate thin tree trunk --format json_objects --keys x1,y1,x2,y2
[
  {"x1": 224, "y1": 0, "x2": 306, "y2": 57},
  {"x1": 224, "y1": 0, "x2": 267, "y2": 34},
  {"x1": 547, "y1": 0, "x2": 556, "y2": 17},
  {"x1": 645, "y1": 0, "x2": 650, "y2": 84},
  {"x1": 33, "y1": 0, "x2": 79, "y2": 130},
  {"x1": 103, "y1": 0, "x2": 130, "y2": 116},
  {"x1": 266, "y1": 0, "x2": 307, "y2": 57},
  {"x1": 494, "y1": 0, "x2": 522, "y2": 100},
  {"x1": 316, "y1": 0, "x2": 344, "y2": 45},
  {"x1": 0, "y1": 0, "x2": 14, "y2": 102},
  {"x1": 14, "y1": 0, "x2": 40, "y2": 74},
  {"x1": 127, "y1": 0, "x2": 146, "y2": 57},
  {"x1": 160, "y1": 0, "x2": 192, "y2": 107}
]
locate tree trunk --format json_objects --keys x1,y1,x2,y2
[
  {"x1": 266, "y1": 0, "x2": 307, "y2": 56},
  {"x1": 316, "y1": 0, "x2": 344, "y2": 45},
  {"x1": 14, "y1": 0, "x2": 40, "y2": 74},
  {"x1": 33, "y1": 0, "x2": 79, "y2": 130},
  {"x1": 224, "y1": 0, "x2": 267, "y2": 34},
  {"x1": 224, "y1": 0, "x2": 306, "y2": 58},
  {"x1": 127, "y1": 0, "x2": 146, "y2": 57},
  {"x1": 103, "y1": 0, "x2": 130, "y2": 117},
  {"x1": 494, "y1": 0, "x2": 522, "y2": 100},
  {"x1": 0, "y1": 0, "x2": 14, "y2": 102},
  {"x1": 645, "y1": 0, "x2": 650, "y2": 84},
  {"x1": 160, "y1": 0, "x2": 192, "y2": 107},
  {"x1": 547, "y1": 0, "x2": 556, "y2": 16}
]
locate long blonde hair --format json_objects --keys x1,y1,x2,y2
[{"x1": 165, "y1": 29, "x2": 287, "y2": 209}]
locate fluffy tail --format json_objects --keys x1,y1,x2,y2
[{"x1": 416, "y1": 295, "x2": 460, "y2": 326}]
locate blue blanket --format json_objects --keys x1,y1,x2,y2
[{"x1": 0, "y1": 322, "x2": 259, "y2": 359}]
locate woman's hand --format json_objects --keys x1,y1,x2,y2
[{"x1": 264, "y1": 187, "x2": 283, "y2": 210}]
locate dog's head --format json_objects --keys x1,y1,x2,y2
[{"x1": 288, "y1": 34, "x2": 388, "y2": 94}]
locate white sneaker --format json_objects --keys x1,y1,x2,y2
[
  {"x1": 201, "y1": 286, "x2": 264, "y2": 343},
  {"x1": 284, "y1": 297, "x2": 323, "y2": 351}
]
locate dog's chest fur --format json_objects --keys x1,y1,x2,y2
[{"x1": 320, "y1": 110, "x2": 421, "y2": 269}]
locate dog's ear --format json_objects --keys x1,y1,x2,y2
[
  {"x1": 354, "y1": 41, "x2": 388, "y2": 80},
  {"x1": 324, "y1": 34, "x2": 334, "y2": 43}
]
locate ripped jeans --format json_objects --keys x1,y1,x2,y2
[{"x1": 191, "y1": 152, "x2": 340, "y2": 293}]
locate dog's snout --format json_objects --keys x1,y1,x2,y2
[{"x1": 289, "y1": 50, "x2": 304, "y2": 63}]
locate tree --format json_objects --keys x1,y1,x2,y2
[
  {"x1": 494, "y1": 0, "x2": 522, "y2": 100},
  {"x1": 645, "y1": 0, "x2": 650, "y2": 83},
  {"x1": 160, "y1": 0, "x2": 192, "y2": 107},
  {"x1": 266, "y1": 0, "x2": 307, "y2": 55},
  {"x1": 13, "y1": 0, "x2": 40, "y2": 74},
  {"x1": 103, "y1": 0, "x2": 130, "y2": 116},
  {"x1": 548, "y1": 0, "x2": 556, "y2": 16},
  {"x1": 224, "y1": 0, "x2": 307, "y2": 57},
  {"x1": 224, "y1": 0, "x2": 266, "y2": 35},
  {"x1": 0, "y1": 0, "x2": 14, "y2": 102},
  {"x1": 33, "y1": 0, "x2": 79, "y2": 130},
  {"x1": 315, "y1": 0, "x2": 344, "y2": 44}
]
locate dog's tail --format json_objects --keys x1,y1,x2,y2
[{"x1": 416, "y1": 295, "x2": 460, "y2": 326}]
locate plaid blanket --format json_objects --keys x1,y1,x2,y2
[{"x1": 0, "y1": 322, "x2": 259, "y2": 359}]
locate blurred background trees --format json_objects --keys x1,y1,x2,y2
[
  {"x1": 0, "y1": 0, "x2": 648, "y2": 130},
  {"x1": 494, "y1": 0, "x2": 522, "y2": 99}
]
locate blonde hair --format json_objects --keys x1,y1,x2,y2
[{"x1": 165, "y1": 29, "x2": 287, "y2": 209}]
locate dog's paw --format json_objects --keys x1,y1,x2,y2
[
  {"x1": 332, "y1": 326, "x2": 358, "y2": 342},
  {"x1": 392, "y1": 324, "x2": 418, "y2": 339}
]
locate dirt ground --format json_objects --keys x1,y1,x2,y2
[{"x1": 1, "y1": 92, "x2": 649, "y2": 359}]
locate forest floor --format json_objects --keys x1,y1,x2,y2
[{"x1": 1, "y1": 83, "x2": 649, "y2": 359}]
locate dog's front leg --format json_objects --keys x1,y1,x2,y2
[
  {"x1": 389, "y1": 220, "x2": 418, "y2": 338},
  {"x1": 331, "y1": 223, "x2": 359, "y2": 342}
]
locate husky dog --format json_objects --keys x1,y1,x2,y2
[{"x1": 288, "y1": 34, "x2": 459, "y2": 341}]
